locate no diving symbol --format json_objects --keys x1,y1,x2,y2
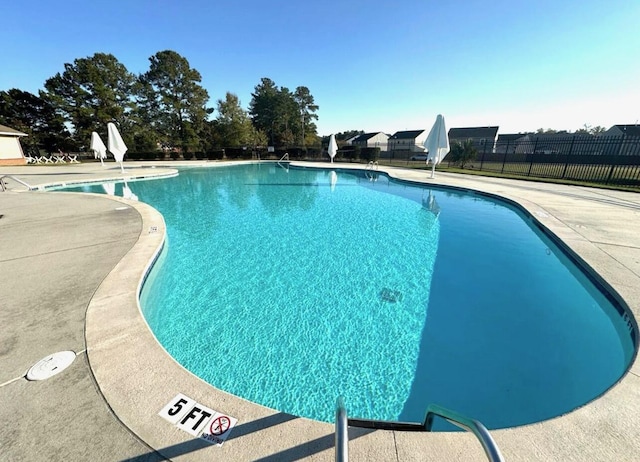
[{"x1": 210, "y1": 415, "x2": 231, "y2": 436}]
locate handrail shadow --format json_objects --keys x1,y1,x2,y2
[{"x1": 121, "y1": 412, "x2": 374, "y2": 462}]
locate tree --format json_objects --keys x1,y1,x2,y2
[
  {"x1": 0, "y1": 89, "x2": 71, "y2": 153},
  {"x1": 43, "y1": 53, "x2": 135, "y2": 149},
  {"x1": 249, "y1": 78, "x2": 319, "y2": 147},
  {"x1": 138, "y1": 50, "x2": 212, "y2": 153},
  {"x1": 249, "y1": 77, "x2": 279, "y2": 144},
  {"x1": 447, "y1": 140, "x2": 477, "y2": 168},
  {"x1": 214, "y1": 92, "x2": 254, "y2": 147},
  {"x1": 293, "y1": 86, "x2": 319, "y2": 147},
  {"x1": 575, "y1": 124, "x2": 606, "y2": 135}
]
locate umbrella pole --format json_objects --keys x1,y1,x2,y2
[
  {"x1": 431, "y1": 162, "x2": 436, "y2": 179},
  {"x1": 119, "y1": 162, "x2": 124, "y2": 174},
  {"x1": 100, "y1": 157, "x2": 104, "y2": 167}
]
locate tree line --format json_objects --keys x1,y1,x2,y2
[{"x1": 0, "y1": 51, "x2": 320, "y2": 155}]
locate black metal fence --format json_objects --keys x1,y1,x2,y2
[{"x1": 448, "y1": 135, "x2": 640, "y2": 188}]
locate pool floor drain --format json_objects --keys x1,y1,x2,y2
[
  {"x1": 380, "y1": 288, "x2": 403, "y2": 303},
  {"x1": 26, "y1": 351, "x2": 76, "y2": 381}
]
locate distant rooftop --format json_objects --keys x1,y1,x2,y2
[
  {"x1": 389, "y1": 130, "x2": 426, "y2": 139},
  {"x1": 612, "y1": 124, "x2": 640, "y2": 137},
  {"x1": 449, "y1": 126, "x2": 499, "y2": 139},
  {"x1": 352, "y1": 132, "x2": 386, "y2": 142}
]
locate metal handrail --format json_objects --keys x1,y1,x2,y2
[
  {"x1": 365, "y1": 161, "x2": 379, "y2": 171},
  {"x1": 0, "y1": 175, "x2": 34, "y2": 191},
  {"x1": 424, "y1": 404, "x2": 504, "y2": 462},
  {"x1": 335, "y1": 396, "x2": 349, "y2": 462},
  {"x1": 277, "y1": 152, "x2": 290, "y2": 171},
  {"x1": 346, "y1": 401, "x2": 504, "y2": 462}
]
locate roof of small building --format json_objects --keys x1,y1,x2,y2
[
  {"x1": 449, "y1": 126, "x2": 499, "y2": 139},
  {"x1": 389, "y1": 130, "x2": 426, "y2": 140},
  {"x1": 612, "y1": 125, "x2": 640, "y2": 137},
  {"x1": 0, "y1": 124, "x2": 28, "y2": 137},
  {"x1": 497, "y1": 133, "x2": 527, "y2": 142},
  {"x1": 352, "y1": 132, "x2": 388, "y2": 142}
]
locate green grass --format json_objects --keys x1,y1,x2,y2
[{"x1": 371, "y1": 159, "x2": 640, "y2": 192}]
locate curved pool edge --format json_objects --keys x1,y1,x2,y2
[
  {"x1": 32, "y1": 168, "x2": 180, "y2": 191},
  {"x1": 86, "y1": 161, "x2": 640, "y2": 461}
]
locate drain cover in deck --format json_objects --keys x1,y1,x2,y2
[{"x1": 26, "y1": 351, "x2": 76, "y2": 381}]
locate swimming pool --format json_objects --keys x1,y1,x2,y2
[{"x1": 63, "y1": 164, "x2": 635, "y2": 429}]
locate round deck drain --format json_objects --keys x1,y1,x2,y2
[{"x1": 26, "y1": 351, "x2": 76, "y2": 381}]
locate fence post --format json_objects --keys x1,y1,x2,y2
[
  {"x1": 527, "y1": 138, "x2": 539, "y2": 177},
  {"x1": 561, "y1": 136, "x2": 575, "y2": 179},
  {"x1": 606, "y1": 134, "x2": 626, "y2": 185},
  {"x1": 479, "y1": 142, "x2": 486, "y2": 170},
  {"x1": 500, "y1": 141, "x2": 509, "y2": 173}
]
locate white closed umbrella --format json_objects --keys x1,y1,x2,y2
[
  {"x1": 90, "y1": 132, "x2": 107, "y2": 167},
  {"x1": 423, "y1": 114, "x2": 450, "y2": 179},
  {"x1": 107, "y1": 122, "x2": 127, "y2": 173},
  {"x1": 328, "y1": 134, "x2": 338, "y2": 163}
]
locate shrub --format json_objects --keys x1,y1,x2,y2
[
  {"x1": 338, "y1": 145, "x2": 360, "y2": 161},
  {"x1": 206, "y1": 150, "x2": 224, "y2": 160},
  {"x1": 224, "y1": 147, "x2": 252, "y2": 159},
  {"x1": 361, "y1": 147, "x2": 380, "y2": 162},
  {"x1": 448, "y1": 140, "x2": 478, "y2": 169}
]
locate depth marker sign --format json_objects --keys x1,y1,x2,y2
[
  {"x1": 200, "y1": 413, "x2": 238, "y2": 446},
  {"x1": 158, "y1": 393, "x2": 237, "y2": 446},
  {"x1": 158, "y1": 393, "x2": 196, "y2": 424}
]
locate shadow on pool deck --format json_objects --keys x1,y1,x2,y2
[{"x1": 124, "y1": 413, "x2": 375, "y2": 462}]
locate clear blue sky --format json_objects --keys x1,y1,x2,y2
[{"x1": 3, "y1": 0, "x2": 639, "y2": 136}]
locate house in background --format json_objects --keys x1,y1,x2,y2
[
  {"x1": 351, "y1": 132, "x2": 389, "y2": 151},
  {"x1": 494, "y1": 133, "x2": 525, "y2": 154},
  {"x1": 449, "y1": 126, "x2": 499, "y2": 153},
  {"x1": 604, "y1": 124, "x2": 640, "y2": 155},
  {"x1": 343, "y1": 134, "x2": 359, "y2": 146},
  {"x1": 388, "y1": 129, "x2": 428, "y2": 157},
  {"x1": 0, "y1": 124, "x2": 28, "y2": 165},
  {"x1": 604, "y1": 124, "x2": 640, "y2": 138}
]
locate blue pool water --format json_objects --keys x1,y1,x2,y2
[{"x1": 63, "y1": 164, "x2": 635, "y2": 429}]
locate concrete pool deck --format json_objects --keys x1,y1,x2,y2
[{"x1": 0, "y1": 161, "x2": 638, "y2": 461}]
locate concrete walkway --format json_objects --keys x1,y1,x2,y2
[{"x1": 0, "y1": 161, "x2": 638, "y2": 461}]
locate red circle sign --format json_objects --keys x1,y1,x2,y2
[{"x1": 209, "y1": 416, "x2": 231, "y2": 436}]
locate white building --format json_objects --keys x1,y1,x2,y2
[
  {"x1": 0, "y1": 124, "x2": 28, "y2": 165},
  {"x1": 388, "y1": 129, "x2": 428, "y2": 155},
  {"x1": 351, "y1": 132, "x2": 389, "y2": 151}
]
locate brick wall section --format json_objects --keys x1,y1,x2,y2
[{"x1": 0, "y1": 158, "x2": 27, "y2": 165}]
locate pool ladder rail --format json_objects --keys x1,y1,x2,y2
[
  {"x1": 334, "y1": 397, "x2": 504, "y2": 462},
  {"x1": 0, "y1": 175, "x2": 34, "y2": 191},
  {"x1": 277, "y1": 152, "x2": 290, "y2": 171},
  {"x1": 364, "y1": 161, "x2": 379, "y2": 182}
]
